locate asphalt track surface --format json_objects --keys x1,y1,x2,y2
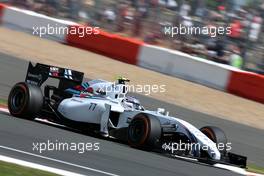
[{"x1": 0, "y1": 53, "x2": 263, "y2": 176}]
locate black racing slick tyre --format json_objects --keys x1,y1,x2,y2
[
  {"x1": 128, "y1": 113, "x2": 161, "y2": 148},
  {"x1": 8, "y1": 82, "x2": 43, "y2": 119},
  {"x1": 200, "y1": 126, "x2": 228, "y2": 156}
]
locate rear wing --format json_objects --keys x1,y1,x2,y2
[{"x1": 25, "y1": 62, "x2": 84, "y2": 90}]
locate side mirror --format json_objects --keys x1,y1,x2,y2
[{"x1": 157, "y1": 108, "x2": 165, "y2": 115}]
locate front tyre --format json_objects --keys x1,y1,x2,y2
[
  {"x1": 200, "y1": 126, "x2": 227, "y2": 156},
  {"x1": 8, "y1": 82, "x2": 43, "y2": 119},
  {"x1": 128, "y1": 114, "x2": 161, "y2": 149}
]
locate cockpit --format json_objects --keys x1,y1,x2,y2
[{"x1": 122, "y1": 96, "x2": 144, "y2": 111}]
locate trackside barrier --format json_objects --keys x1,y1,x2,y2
[
  {"x1": 227, "y1": 71, "x2": 264, "y2": 103},
  {"x1": 1, "y1": 5, "x2": 76, "y2": 42},
  {"x1": 0, "y1": 3, "x2": 263, "y2": 104},
  {"x1": 0, "y1": 4, "x2": 5, "y2": 24},
  {"x1": 138, "y1": 44, "x2": 231, "y2": 90},
  {"x1": 66, "y1": 25, "x2": 143, "y2": 65}
]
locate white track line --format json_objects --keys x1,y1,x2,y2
[
  {"x1": 174, "y1": 155, "x2": 264, "y2": 176},
  {"x1": 214, "y1": 164, "x2": 264, "y2": 176},
  {"x1": 0, "y1": 154, "x2": 85, "y2": 176},
  {"x1": 0, "y1": 107, "x2": 66, "y2": 127},
  {"x1": 0, "y1": 145, "x2": 119, "y2": 176},
  {"x1": 0, "y1": 107, "x2": 9, "y2": 113},
  {"x1": 35, "y1": 118, "x2": 66, "y2": 127},
  {"x1": 247, "y1": 172, "x2": 264, "y2": 176}
]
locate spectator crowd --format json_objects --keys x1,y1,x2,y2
[{"x1": 4, "y1": 0, "x2": 264, "y2": 74}]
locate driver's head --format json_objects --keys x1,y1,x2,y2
[{"x1": 116, "y1": 76, "x2": 130, "y2": 84}]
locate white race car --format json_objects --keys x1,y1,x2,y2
[{"x1": 8, "y1": 62, "x2": 247, "y2": 167}]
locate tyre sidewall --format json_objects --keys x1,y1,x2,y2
[
  {"x1": 128, "y1": 114, "x2": 150, "y2": 147},
  {"x1": 8, "y1": 82, "x2": 43, "y2": 119},
  {"x1": 128, "y1": 114, "x2": 161, "y2": 148},
  {"x1": 200, "y1": 126, "x2": 227, "y2": 156}
]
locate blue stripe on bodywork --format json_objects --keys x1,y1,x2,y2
[{"x1": 65, "y1": 88, "x2": 81, "y2": 95}]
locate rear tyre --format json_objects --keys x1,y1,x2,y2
[
  {"x1": 200, "y1": 126, "x2": 227, "y2": 156},
  {"x1": 128, "y1": 113, "x2": 161, "y2": 148},
  {"x1": 8, "y1": 82, "x2": 43, "y2": 119}
]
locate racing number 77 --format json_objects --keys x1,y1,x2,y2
[{"x1": 89, "y1": 103, "x2": 97, "y2": 111}]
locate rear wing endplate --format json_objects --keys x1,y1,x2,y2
[{"x1": 25, "y1": 62, "x2": 84, "y2": 90}]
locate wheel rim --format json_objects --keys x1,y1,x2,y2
[
  {"x1": 129, "y1": 120, "x2": 145, "y2": 142},
  {"x1": 128, "y1": 117, "x2": 149, "y2": 146}
]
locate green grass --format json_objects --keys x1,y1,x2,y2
[
  {"x1": 0, "y1": 161, "x2": 59, "y2": 176},
  {"x1": 247, "y1": 164, "x2": 264, "y2": 174},
  {"x1": 0, "y1": 99, "x2": 7, "y2": 106}
]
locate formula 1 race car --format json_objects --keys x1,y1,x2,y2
[{"x1": 8, "y1": 62, "x2": 247, "y2": 168}]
